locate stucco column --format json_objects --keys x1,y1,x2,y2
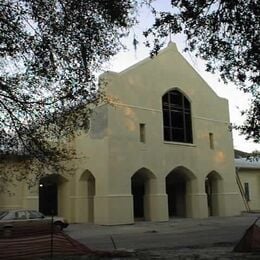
[
  {"x1": 144, "y1": 178, "x2": 168, "y2": 221},
  {"x1": 71, "y1": 171, "x2": 86, "y2": 223},
  {"x1": 186, "y1": 192, "x2": 208, "y2": 218},
  {"x1": 186, "y1": 178, "x2": 208, "y2": 218},
  {"x1": 94, "y1": 194, "x2": 133, "y2": 225},
  {"x1": 215, "y1": 192, "x2": 242, "y2": 216},
  {"x1": 73, "y1": 168, "x2": 98, "y2": 224},
  {"x1": 144, "y1": 193, "x2": 168, "y2": 221}
]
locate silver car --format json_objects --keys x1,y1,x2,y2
[{"x1": 0, "y1": 209, "x2": 69, "y2": 232}]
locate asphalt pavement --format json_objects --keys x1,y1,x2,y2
[{"x1": 65, "y1": 213, "x2": 260, "y2": 251}]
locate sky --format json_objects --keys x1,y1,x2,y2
[{"x1": 102, "y1": 1, "x2": 259, "y2": 153}]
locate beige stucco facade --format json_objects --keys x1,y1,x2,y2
[
  {"x1": 0, "y1": 43, "x2": 245, "y2": 224},
  {"x1": 235, "y1": 159, "x2": 260, "y2": 212}
]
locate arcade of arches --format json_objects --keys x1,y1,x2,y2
[
  {"x1": 130, "y1": 167, "x2": 224, "y2": 222},
  {"x1": 38, "y1": 171, "x2": 96, "y2": 223},
  {"x1": 36, "y1": 167, "x2": 224, "y2": 223}
]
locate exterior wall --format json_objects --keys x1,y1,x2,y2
[
  {"x1": 0, "y1": 159, "x2": 75, "y2": 222},
  {"x1": 238, "y1": 169, "x2": 260, "y2": 211},
  {"x1": 97, "y1": 43, "x2": 242, "y2": 224},
  {"x1": 0, "y1": 160, "x2": 27, "y2": 210},
  {"x1": 72, "y1": 105, "x2": 110, "y2": 224},
  {"x1": 0, "y1": 43, "x2": 244, "y2": 225},
  {"x1": 0, "y1": 182, "x2": 25, "y2": 210}
]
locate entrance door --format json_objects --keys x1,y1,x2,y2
[
  {"x1": 166, "y1": 167, "x2": 196, "y2": 218},
  {"x1": 167, "y1": 180, "x2": 186, "y2": 217},
  {"x1": 39, "y1": 177, "x2": 58, "y2": 216},
  {"x1": 131, "y1": 168, "x2": 156, "y2": 221},
  {"x1": 132, "y1": 181, "x2": 145, "y2": 219},
  {"x1": 205, "y1": 172, "x2": 222, "y2": 216}
]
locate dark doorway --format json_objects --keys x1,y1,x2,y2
[
  {"x1": 167, "y1": 181, "x2": 186, "y2": 217},
  {"x1": 132, "y1": 179, "x2": 145, "y2": 219},
  {"x1": 205, "y1": 172, "x2": 222, "y2": 216},
  {"x1": 131, "y1": 168, "x2": 155, "y2": 221},
  {"x1": 79, "y1": 170, "x2": 96, "y2": 223},
  {"x1": 87, "y1": 174, "x2": 95, "y2": 222},
  {"x1": 166, "y1": 167, "x2": 195, "y2": 218},
  {"x1": 205, "y1": 177, "x2": 213, "y2": 216},
  {"x1": 39, "y1": 176, "x2": 58, "y2": 216},
  {"x1": 166, "y1": 175, "x2": 186, "y2": 217}
]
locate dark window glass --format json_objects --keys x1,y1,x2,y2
[
  {"x1": 169, "y1": 93, "x2": 175, "y2": 105},
  {"x1": 209, "y1": 133, "x2": 214, "y2": 149},
  {"x1": 162, "y1": 94, "x2": 169, "y2": 108},
  {"x1": 184, "y1": 97, "x2": 190, "y2": 109},
  {"x1": 172, "y1": 111, "x2": 183, "y2": 127},
  {"x1": 139, "y1": 124, "x2": 146, "y2": 143},
  {"x1": 162, "y1": 90, "x2": 193, "y2": 143},
  {"x1": 244, "y1": 183, "x2": 250, "y2": 201},
  {"x1": 171, "y1": 91, "x2": 182, "y2": 106},
  {"x1": 164, "y1": 127, "x2": 171, "y2": 141},
  {"x1": 163, "y1": 110, "x2": 170, "y2": 127},
  {"x1": 172, "y1": 128, "x2": 184, "y2": 142},
  {"x1": 185, "y1": 114, "x2": 193, "y2": 143}
]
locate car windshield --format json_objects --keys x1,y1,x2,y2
[{"x1": 0, "y1": 211, "x2": 8, "y2": 220}]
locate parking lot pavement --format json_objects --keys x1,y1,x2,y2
[{"x1": 65, "y1": 213, "x2": 260, "y2": 252}]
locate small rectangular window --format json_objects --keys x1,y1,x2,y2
[
  {"x1": 209, "y1": 133, "x2": 214, "y2": 149},
  {"x1": 139, "y1": 123, "x2": 146, "y2": 143},
  {"x1": 244, "y1": 183, "x2": 250, "y2": 201}
]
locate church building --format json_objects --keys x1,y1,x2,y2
[{"x1": 0, "y1": 43, "x2": 244, "y2": 225}]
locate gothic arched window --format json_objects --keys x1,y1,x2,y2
[{"x1": 162, "y1": 90, "x2": 193, "y2": 143}]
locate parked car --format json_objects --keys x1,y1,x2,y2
[{"x1": 0, "y1": 209, "x2": 69, "y2": 232}]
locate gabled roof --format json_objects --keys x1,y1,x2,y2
[
  {"x1": 235, "y1": 158, "x2": 260, "y2": 170},
  {"x1": 118, "y1": 41, "x2": 178, "y2": 75},
  {"x1": 234, "y1": 149, "x2": 250, "y2": 159},
  {"x1": 101, "y1": 41, "x2": 222, "y2": 102}
]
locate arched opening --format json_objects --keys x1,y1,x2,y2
[
  {"x1": 131, "y1": 168, "x2": 156, "y2": 221},
  {"x1": 39, "y1": 174, "x2": 68, "y2": 216},
  {"x1": 166, "y1": 167, "x2": 195, "y2": 218},
  {"x1": 205, "y1": 171, "x2": 222, "y2": 216},
  {"x1": 79, "y1": 170, "x2": 96, "y2": 223}
]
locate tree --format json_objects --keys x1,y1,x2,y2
[
  {"x1": 143, "y1": 0, "x2": 259, "y2": 143},
  {"x1": 0, "y1": 0, "x2": 137, "y2": 188},
  {"x1": 1, "y1": 0, "x2": 259, "y2": 189}
]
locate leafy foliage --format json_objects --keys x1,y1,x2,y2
[
  {"x1": 0, "y1": 0, "x2": 136, "y2": 187},
  {"x1": 1, "y1": 0, "x2": 259, "y2": 189},
  {"x1": 143, "y1": 0, "x2": 259, "y2": 142}
]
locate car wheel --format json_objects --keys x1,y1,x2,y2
[{"x1": 54, "y1": 222, "x2": 63, "y2": 231}]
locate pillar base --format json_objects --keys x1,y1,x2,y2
[{"x1": 94, "y1": 195, "x2": 133, "y2": 225}]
